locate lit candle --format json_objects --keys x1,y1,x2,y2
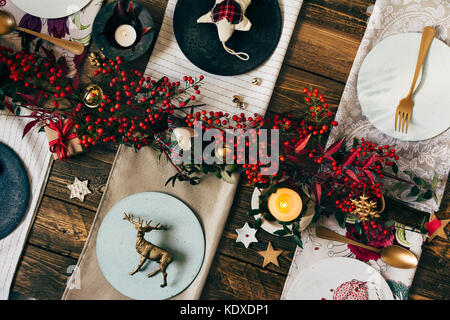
[
  {"x1": 268, "y1": 188, "x2": 303, "y2": 222},
  {"x1": 114, "y1": 24, "x2": 137, "y2": 47},
  {"x1": 215, "y1": 144, "x2": 233, "y2": 162}
]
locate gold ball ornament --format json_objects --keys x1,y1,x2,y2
[{"x1": 83, "y1": 84, "x2": 104, "y2": 108}]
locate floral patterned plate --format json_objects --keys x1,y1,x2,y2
[
  {"x1": 284, "y1": 257, "x2": 394, "y2": 300},
  {"x1": 11, "y1": 0, "x2": 91, "y2": 19}
]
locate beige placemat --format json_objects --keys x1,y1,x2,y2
[{"x1": 62, "y1": 145, "x2": 239, "y2": 299}]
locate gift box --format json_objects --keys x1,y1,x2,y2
[{"x1": 44, "y1": 118, "x2": 83, "y2": 161}]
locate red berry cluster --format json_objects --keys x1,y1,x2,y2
[
  {"x1": 0, "y1": 46, "x2": 75, "y2": 110},
  {"x1": 73, "y1": 56, "x2": 204, "y2": 150},
  {"x1": 315, "y1": 137, "x2": 398, "y2": 221}
]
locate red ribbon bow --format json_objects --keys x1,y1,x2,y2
[{"x1": 47, "y1": 117, "x2": 78, "y2": 161}]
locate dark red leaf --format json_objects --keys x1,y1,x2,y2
[
  {"x1": 294, "y1": 134, "x2": 311, "y2": 154},
  {"x1": 72, "y1": 72, "x2": 80, "y2": 90},
  {"x1": 22, "y1": 119, "x2": 40, "y2": 138},
  {"x1": 142, "y1": 26, "x2": 152, "y2": 36},
  {"x1": 286, "y1": 155, "x2": 301, "y2": 164},
  {"x1": 4, "y1": 97, "x2": 14, "y2": 114},
  {"x1": 324, "y1": 137, "x2": 344, "y2": 156},
  {"x1": 363, "y1": 169, "x2": 375, "y2": 184},
  {"x1": 344, "y1": 169, "x2": 360, "y2": 183},
  {"x1": 323, "y1": 155, "x2": 335, "y2": 163},
  {"x1": 316, "y1": 172, "x2": 331, "y2": 181},
  {"x1": 116, "y1": 0, "x2": 125, "y2": 16},
  {"x1": 17, "y1": 91, "x2": 42, "y2": 106},
  {"x1": 128, "y1": 0, "x2": 135, "y2": 16},
  {"x1": 40, "y1": 46, "x2": 56, "y2": 66},
  {"x1": 316, "y1": 144, "x2": 324, "y2": 154},
  {"x1": 312, "y1": 181, "x2": 322, "y2": 205},
  {"x1": 363, "y1": 153, "x2": 376, "y2": 169},
  {"x1": 342, "y1": 150, "x2": 358, "y2": 167},
  {"x1": 57, "y1": 56, "x2": 68, "y2": 76}
]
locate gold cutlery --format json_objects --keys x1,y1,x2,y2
[
  {"x1": 0, "y1": 10, "x2": 85, "y2": 55},
  {"x1": 316, "y1": 226, "x2": 418, "y2": 269},
  {"x1": 395, "y1": 26, "x2": 436, "y2": 134}
]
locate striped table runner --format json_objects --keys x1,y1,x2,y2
[
  {"x1": 145, "y1": 0, "x2": 304, "y2": 117},
  {"x1": 0, "y1": 110, "x2": 52, "y2": 300},
  {"x1": 0, "y1": 0, "x2": 103, "y2": 299}
]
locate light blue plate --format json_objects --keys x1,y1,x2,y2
[{"x1": 96, "y1": 192, "x2": 205, "y2": 300}]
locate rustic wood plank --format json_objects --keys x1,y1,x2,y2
[
  {"x1": 44, "y1": 154, "x2": 113, "y2": 212},
  {"x1": 201, "y1": 254, "x2": 286, "y2": 300},
  {"x1": 10, "y1": 244, "x2": 77, "y2": 300},
  {"x1": 9, "y1": 0, "x2": 450, "y2": 301},
  {"x1": 269, "y1": 64, "x2": 345, "y2": 115},
  {"x1": 27, "y1": 196, "x2": 95, "y2": 259}
]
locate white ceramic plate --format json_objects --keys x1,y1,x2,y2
[
  {"x1": 284, "y1": 257, "x2": 394, "y2": 300},
  {"x1": 96, "y1": 192, "x2": 205, "y2": 300},
  {"x1": 357, "y1": 33, "x2": 450, "y2": 141},
  {"x1": 11, "y1": 0, "x2": 91, "y2": 19}
]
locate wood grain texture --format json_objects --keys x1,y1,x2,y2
[{"x1": 9, "y1": 0, "x2": 450, "y2": 300}]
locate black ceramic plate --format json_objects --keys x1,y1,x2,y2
[
  {"x1": 173, "y1": 0, "x2": 282, "y2": 76},
  {"x1": 92, "y1": 0, "x2": 155, "y2": 61},
  {"x1": 0, "y1": 143, "x2": 30, "y2": 240}
]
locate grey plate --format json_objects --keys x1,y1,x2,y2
[{"x1": 0, "y1": 143, "x2": 30, "y2": 240}]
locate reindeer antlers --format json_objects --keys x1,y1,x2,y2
[
  {"x1": 123, "y1": 213, "x2": 168, "y2": 231},
  {"x1": 143, "y1": 220, "x2": 168, "y2": 232},
  {"x1": 123, "y1": 212, "x2": 143, "y2": 226}
]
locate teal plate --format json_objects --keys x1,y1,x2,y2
[{"x1": 96, "y1": 192, "x2": 205, "y2": 300}]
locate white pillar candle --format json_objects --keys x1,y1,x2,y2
[{"x1": 114, "y1": 24, "x2": 137, "y2": 47}]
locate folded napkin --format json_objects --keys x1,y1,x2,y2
[
  {"x1": 63, "y1": 0, "x2": 304, "y2": 299},
  {"x1": 145, "y1": 0, "x2": 304, "y2": 117},
  {"x1": 282, "y1": 0, "x2": 449, "y2": 300},
  {"x1": 0, "y1": 0, "x2": 103, "y2": 300}
]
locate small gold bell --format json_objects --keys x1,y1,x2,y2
[
  {"x1": 83, "y1": 84, "x2": 104, "y2": 108},
  {"x1": 252, "y1": 78, "x2": 261, "y2": 86}
]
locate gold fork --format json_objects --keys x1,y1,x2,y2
[{"x1": 395, "y1": 26, "x2": 436, "y2": 133}]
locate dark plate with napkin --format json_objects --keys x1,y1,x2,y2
[{"x1": 173, "y1": 0, "x2": 282, "y2": 76}]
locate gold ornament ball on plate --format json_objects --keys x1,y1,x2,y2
[{"x1": 83, "y1": 84, "x2": 104, "y2": 108}]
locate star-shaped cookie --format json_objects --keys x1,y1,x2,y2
[
  {"x1": 235, "y1": 222, "x2": 258, "y2": 248},
  {"x1": 67, "y1": 177, "x2": 92, "y2": 202}
]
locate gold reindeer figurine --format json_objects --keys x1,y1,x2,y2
[{"x1": 123, "y1": 212, "x2": 173, "y2": 287}]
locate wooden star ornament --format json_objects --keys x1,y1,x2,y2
[
  {"x1": 257, "y1": 242, "x2": 283, "y2": 268},
  {"x1": 67, "y1": 177, "x2": 92, "y2": 202},
  {"x1": 425, "y1": 214, "x2": 449, "y2": 242}
]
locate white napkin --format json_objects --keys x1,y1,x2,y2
[{"x1": 145, "y1": 0, "x2": 304, "y2": 117}]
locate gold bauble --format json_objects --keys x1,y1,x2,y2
[{"x1": 83, "y1": 84, "x2": 104, "y2": 108}]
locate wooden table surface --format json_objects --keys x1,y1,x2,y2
[{"x1": 10, "y1": 0, "x2": 450, "y2": 300}]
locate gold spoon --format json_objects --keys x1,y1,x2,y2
[
  {"x1": 316, "y1": 226, "x2": 418, "y2": 269},
  {"x1": 0, "y1": 10, "x2": 84, "y2": 55}
]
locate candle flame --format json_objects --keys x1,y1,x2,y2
[{"x1": 279, "y1": 200, "x2": 288, "y2": 209}]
